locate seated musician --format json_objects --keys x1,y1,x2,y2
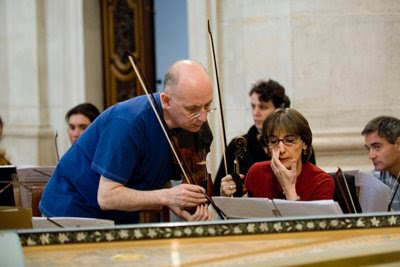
[
  {"x1": 362, "y1": 116, "x2": 400, "y2": 211},
  {"x1": 221, "y1": 108, "x2": 334, "y2": 200},
  {"x1": 0, "y1": 115, "x2": 11, "y2": 165},
  {"x1": 65, "y1": 102, "x2": 101, "y2": 144},
  {"x1": 215, "y1": 80, "x2": 316, "y2": 197},
  {"x1": 40, "y1": 60, "x2": 213, "y2": 224}
]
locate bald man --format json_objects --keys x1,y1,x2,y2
[{"x1": 40, "y1": 60, "x2": 214, "y2": 224}]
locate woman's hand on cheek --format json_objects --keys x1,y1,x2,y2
[{"x1": 270, "y1": 148, "x2": 298, "y2": 198}]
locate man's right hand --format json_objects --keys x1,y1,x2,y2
[{"x1": 166, "y1": 183, "x2": 208, "y2": 209}]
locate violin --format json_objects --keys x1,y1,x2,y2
[
  {"x1": 170, "y1": 122, "x2": 214, "y2": 197},
  {"x1": 231, "y1": 136, "x2": 247, "y2": 197}
]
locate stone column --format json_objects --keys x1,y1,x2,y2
[
  {"x1": 0, "y1": 0, "x2": 103, "y2": 165},
  {"x1": 0, "y1": 0, "x2": 55, "y2": 165},
  {"x1": 188, "y1": 0, "x2": 400, "y2": 175}
]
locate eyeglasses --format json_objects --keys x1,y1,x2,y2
[
  {"x1": 266, "y1": 135, "x2": 299, "y2": 148},
  {"x1": 172, "y1": 97, "x2": 216, "y2": 119},
  {"x1": 184, "y1": 107, "x2": 217, "y2": 119}
]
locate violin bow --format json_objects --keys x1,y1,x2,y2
[
  {"x1": 336, "y1": 167, "x2": 357, "y2": 213},
  {"x1": 340, "y1": 168, "x2": 357, "y2": 213},
  {"x1": 208, "y1": 20, "x2": 229, "y2": 176},
  {"x1": 54, "y1": 130, "x2": 60, "y2": 162}
]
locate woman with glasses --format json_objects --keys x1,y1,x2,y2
[
  {"x1": 216, "y1": 80, "x2": 316, "y2": 197},
  {"x1": 244, "y1": 108, "x2": 334, "y2": 201}
]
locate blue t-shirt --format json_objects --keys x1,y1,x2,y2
[{"x1": 40, "y1": 93, "x2": 173, "y2": 224}]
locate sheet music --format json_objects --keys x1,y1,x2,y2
[
  {"x1": 273, "y1": 199, "x2": 343, "y2": 217},
  {"x1": 327, "y1": 168, "x2": 390, "y2": 212},
  {"x1": 356, "y1": 171, "x2": 390, "y2": 212},
  {"x1": 212, "y1": 197, "x2": 276, "y2": 219},
  {"x1": 16, "y1": 165, "x2": 55, "y2": 209},
  {"x1": 212, "y1": 197, "x2": 342, "y2": 219}
]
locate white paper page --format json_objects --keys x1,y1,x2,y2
[
  {"x1": 32, "y1": 217, "x2": 114, "y2": 229},
  {"x1": 212, "y1": 196, "x2": 277, "y2": 219},
  {"x1": 16, "y1": 166, "x2": 55, "y2": 209},
  {"x1": 356, "y1": 172, "x2": 390, "y2": 212},
  {"x1": 273, "y1": 199, "x2": 343, "y2": 217}
]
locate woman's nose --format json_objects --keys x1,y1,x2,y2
[{"x1": 277, "y1": 141, "x2": 286, "y2": 152}]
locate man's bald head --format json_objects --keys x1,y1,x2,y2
[
  {"x1": 163, "y1": 60, "x2": 211, "y2": 97},
  {"x1": 160, "y1": 60, "x2": 213, "y2": 131}
]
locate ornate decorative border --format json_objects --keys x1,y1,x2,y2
[{"x1": 18, "y1": 213, "x2": 400, "y2": 246}]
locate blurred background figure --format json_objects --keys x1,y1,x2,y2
[
  {"x1": 0, "y1": 115, "x2": 11, "y2": 165},
  {"x1": 65, "y1": 103, "x2": 101, "y2": 144}
]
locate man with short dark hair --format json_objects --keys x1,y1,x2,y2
[
  {"x1": 362, "y1": 116, "x2": 400, "y2": 211},
  {"x1": 65, "y1": 103, "x2": 101, "y2": 144}
]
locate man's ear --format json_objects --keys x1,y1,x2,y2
[{"x1": 160, "y1": 92, "x2": 172, "y2": 108}]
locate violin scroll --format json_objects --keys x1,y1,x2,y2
[
  {"x1": 233, "y1": 136, "x2": 247, "y2": 173},
  {"x1": 231, "y1": 136, "x2": 247, "y2": 197}
]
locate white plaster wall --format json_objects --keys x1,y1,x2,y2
[
  {"x1": 0, "y1": 0, "x2": 103, "y2": 165},
  {"x1": 291, "y1": 0, "x2": 400, "y2": 171},
  {"x1": 188, "y1": 0, "x2": 400, "y2": 176},
  {"x1": 1, "y1": 0, "x2": 398, "y2": 174},
  {"x1": 0, "y1": 0, "x2": 10, "y2": 121},
  {"x1": 0, "y1": 0, "x2": 54, "y2": 165}
]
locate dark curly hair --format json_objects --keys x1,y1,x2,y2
[{"x1": 249, "y1": 79, "x2": 290, "y2": 109}]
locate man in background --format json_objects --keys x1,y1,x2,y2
[{"x1": 362, "y1": 116, "x2": 400, "y2": 211}]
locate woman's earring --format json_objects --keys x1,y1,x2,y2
[{"x1": 303, "y1": 149, "x2": 307, "y2": 155}]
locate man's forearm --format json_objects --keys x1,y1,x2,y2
[{"x1": 97, "y1": 176, "x2": 169, "y2": 211}]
